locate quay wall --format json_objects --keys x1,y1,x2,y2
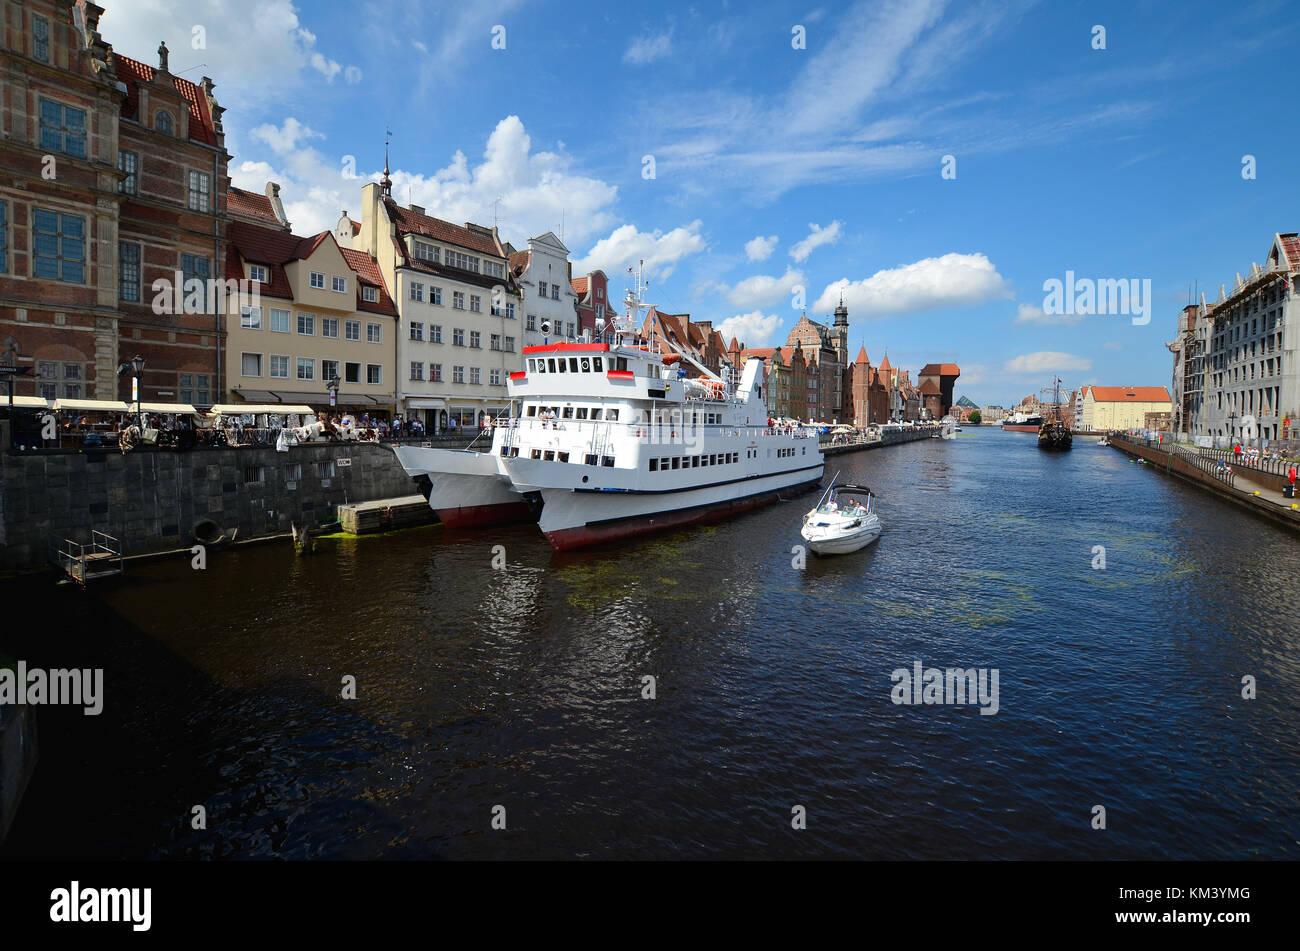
[
  {"x1": 820, "y1": 429, "x2": 935, "y2": 456},
  {"x1": 0, "y1": 438, "x2": 430, "y2": 572},
  {"x1": 1110, "y1": 439, "x2": 1300, "y2": 533}
]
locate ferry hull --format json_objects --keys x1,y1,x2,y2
[
  {"x1": 536, "y1": 467, "x2": 823, "y2": 551},
  {"x1": 392, "y1": 446, "x2": 536, "y2": 529},
  {"x1": 1001, "y1": 423, "x2": 1039, "y2": 433}
]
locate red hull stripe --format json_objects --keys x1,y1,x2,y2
[
  {"x1": 606, "y1": 369, "x2": 635, "y2": 380},
  {"x1": 509, "y1": 371, "x2": 526, "y2": 380},
  {"x1": 1001, "y1": 424, "x2": 1040, "y2": 433},
  {"x1": 543, "y1": 479, "x2": 821, "y2": 551},
  {"x1": 435, "y1": 500, "x2": 535, "y2": 529},
  {"x1": 521, "y1": 342, "x2": 611, "y2": 355}
]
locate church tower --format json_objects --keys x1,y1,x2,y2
[
  {"x1": 833, "y1": 295, "x2": 849, "y2": 423},
  {"x1": 833, "y1": 294, "x2": 849, "y2": 361}
]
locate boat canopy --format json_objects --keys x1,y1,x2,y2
[{"x1": 833, "y1": 484, "x2": 875, "y2": 496}]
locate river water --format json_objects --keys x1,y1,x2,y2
[{"x1": 3, "y1": 428, "x2": 1297, "y2": 859}]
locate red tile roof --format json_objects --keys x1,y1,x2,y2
[
  {"x1": 384, "y1": 200, "x2": 503, "y2": 257},
  {"x1": 1087, "y1": 386, "x2": 1171, "y2": 403},
  {"x1": 350, "y1": 220, "x2": 361, "y2": 236},
  {"x1": 227, "y1": 187, "x2": 281, "y2": 226},
  {"x1": 855, "y1": 345, "x2": 869, "y2": 364},
  {"x1": 878, "y1": 353, "x2": 892, "y2": 372},
  {"x1": 571, "y1": 276, "x2": 589, "y2": 297},
  {"x1": 113, "y1": 53, "x2": 218, "y2": 147},
  {"x1": 226, "y1": 224, "x2": 350, "y2": 304},
  {"x1": 919, "y1": 363, "x2": 961, "y2": 377},
  {"x1": 339, "y1": 248, "x2": 398, "y2": 316},
  {"x1": 919, "y1": 379, "x2": 941, "y2": 395}
]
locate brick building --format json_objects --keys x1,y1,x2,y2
[
  {"x1": 1, "y1": 3, "x2": 231, "y2": 408},
  {"x1": 569, "y1": 267, "x2": 614, "y2": 341}
]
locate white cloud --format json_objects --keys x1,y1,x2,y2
[
  {"x1": 789, "y1": 220, "x2": 842, "y2": 262},
  {"x1": 723, "y1": 267, "x2": 805, "y2": 310},
  {"x1": 574, "y1": 221, "x2": 706, "y2": 283},
  {"x1": 101, "y1": 1, "x2": 361, "y2": 104},
  {"x1": 745, "y1": 235, "x2": 778, "y2": 261},
  {"x1": 344, "y1": 66, "x2": 363, "y2": 85},
  {"x1": 1014, "y1": 301, "x2": 1083, "y2": 326},
  {"x1": 814, "y1": 252, "x2": 1009, "y2": 317},
  {"x1": 718, "y1": 311, "x2": 782, "y2": 347},
  {"x1": 233, "y1": 115, "x2": 621, "y2": 243},
  {"x1": 1003, "y1": 352, "x2": 1093, "y2": 375},
  {"x1": 1103, "y1": 340, "x2": 1124, "y2": 351},
  {"x1": 624, "y1": 29, "x2": 674, "y2": 65}
]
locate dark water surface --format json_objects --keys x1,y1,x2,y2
[{"x1": 3, "y1": 428, "x2": 1298, "y2": 859}]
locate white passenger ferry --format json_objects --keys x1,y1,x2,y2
[{"x1": 394, "y1": 267, "x2": 825, "y2": 550}]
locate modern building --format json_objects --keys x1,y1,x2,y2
[
  {"x1": 1075, "y1": 386, "x2": 1172, "y2": 431},
  {"x1": 223, "y1": 220, "x2": 396, "y2": 411},
  {"x1": 1, "y1": 7, "x2": 231, "y2": 408},
  {"x1": 339, "y1": 172, "x2": 515, "y2": 432},
  {"x1": 1168, "y1": 233, "x2": 1298, "y2": 443}
]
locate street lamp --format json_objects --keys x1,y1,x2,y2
[{"x1": 131, "y1": 354, "x2": 145, "y2": 436}]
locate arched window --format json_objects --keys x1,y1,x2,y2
[{"x1": 155, "y1": 110, "x2": 173, "y2": 134}]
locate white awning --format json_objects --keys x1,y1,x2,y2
[
  {"x1": 5, "y1": 396, "x2": 52, "y2": 409},
  {"x1": 405, "y1": 398, "x2": 446, "y2": 409},
  {"x1": 140, "y1": 402, "x2": 198, "y2": 414},
  {"x1": 208, "y1": 404, "x2": 315, "y2": 415},
  {"x1": 53, "y1": 399, "x2": 131, "y2": 412}
]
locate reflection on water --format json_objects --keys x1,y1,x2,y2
[{"x1": 3, "y1": 429, "x2": 1298, "y2": 860}]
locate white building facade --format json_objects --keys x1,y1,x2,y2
[{"x1": 508, "y1": 232, "x2": 579, "y2": 346}]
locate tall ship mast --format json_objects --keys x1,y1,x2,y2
[
  {"x1": 392, "y1": 260, "x2": 826, "y2": 550},
  {"x1": 1036, "y1": 378, "x2": 1073, "y2": 451}
]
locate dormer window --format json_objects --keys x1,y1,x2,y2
[
  {"x1": 155, "y1": 110, "x2": 174, "y2": 134},
  {"x1": 249, "y1": 264, "x2": 268, "y2": 283},
  {"x1": 362, "y1": 286, "x2": 378, "y2": 303}
]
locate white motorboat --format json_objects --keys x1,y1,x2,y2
[
  {"x1": 939, "y1": 415, "x2": 958, "y2": 439},
  {"x1": 1097, "y1": 436, "x2": 1109, "y2": 446},
  {"x1": 800, "y1": 481, "x2": 882, "y2": 555}
]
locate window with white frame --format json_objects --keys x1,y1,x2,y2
[
  {"x1": 249, "y1": 264, "x2": 268, "y2": 283},
  {"x1": 410, "y1": 322, "x2": 424, "y2": 341},
  {"x1": 270, "y1": 355, "x2": 289, "y2": 378},
  {"x1": 187, "y1": 170, "x2": 211, "y2": 212},
  {"x1": 410, "y1": 282, "x2": 424, "y2": 302},
  {"x1": 412, "y1": 240, "x2": 439, "y2": 264},
  {"x1": 430, "y1": 286, "x2": 442, "y2": 305},
  {"x1": 470, "y1": 331, "x2": 481, "y2": 348},
  {"x1": 410, "y1": 361, "x2": 424, "y2": 381},
  {"x1": 367, "y1": 364, "x2": 382, "y2": 384},
  {"x1": 551, "y1": 285, "x2": 560, "y2": 300},
  {"x1": 270, "y1": 308, "x2": 290, "y2": 333},
  {"x1": 242, "y1": 353, "x2": 262, "y2": 376},
  {"x1": 453, "y1": 291, "x2": 465, "y2": 309},
  {"x1": 538, "y1": 281, "x2": 548, "y2": 297},
  {"x1": 297, "y1": 357, "x2": 315, "y2": 381},
  {"x1": 309, "y1": 271, "x2": 325, "y2": 289},
  {"x1": 332, "y1": 276, "x2": 347, "y2": 293},
  {"x1": 469, "y1": 367, "x2": 481, "y2": 384},
  {"x1": 470, "y1": 294, "x2": 481, "y2": 313},
  {"x1": 297, "y1": 312, "x2": 315, "y2": 335},
  {"x1": 452, "y1": 365, "x2": 464, "y2": 384},
  {"x1": 345, "y1": 319, "x2": 361, "y2": 340},
  {"x1": 490, "y1": 368, "x2": 502, "y2": 386},
  {"x1": 430, "y1": 363, "x2": 443, "y2": 382},
  {"x1": 345, "y1": 362, "x2": 361, "y2": 383},
  {"x1": 504, "y1": 336, "x2": 515, "y2": 352},
  {"x1": 321, "y1": 359, "x2": 339, "y2": 382},
  {"x1": 362, "y1": 286, "x2": 378, "y2": 303},
  {"x1": 321, "y1": 317, "x2": 338, "y2": 338},
  {"x1": 367, "y1": 322, "x2": 381, "y2": 343},
  {"x1": 240, "y1": 305, "x2": 261, "y2": 329},
  {"x1": 526, "y1": 314, "x2": 537, "y2": 331},
  {"x1": 445, "y1": 250, "x2": 478, "y2": 272},
  {"x1": 431, "y1": 324, "x2": 443, "y2": 343},
  {"x1": 453, "y1": 328, "x2": 465, "y2": 346},
  {"x1": 490, "y1": 334, "x2": 501, "y2": 351}
]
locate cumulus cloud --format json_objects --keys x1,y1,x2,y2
[
  {"x1": 1003, "y1": 352, "x2": 1092, "y2": 375},
  {"x1": 344, "y1": 66, "x2": 363, "y2": 85},
  {"x1": 723, "y1": 267, "x2": 805, "y2": 310},
  {"x1": 745, "y1": 235, "x2": 778, "y2": 261},
  {"x1": 813, "y1": 252, "x2": 1009, "y2": 317},
  {"x1": 1014, "y1": 301, "x2": 1083, "y2": 325},
  {"x1": 718, "y1": 311, "x2": 782, "y2": 347},
  {"x1": 233, "y1": 115, "x2": 620, "y2": 242},
  {"x1": 789, "y1": 220, "x2": 842, "y2": 262},
  {"x1": 573, "y1": 220, "x2": 706, "y2": 282},
  {"x1": 624, "y1": 29, "x2": 674, "y2": 64},
  {"x1": 1103, "y1": 340, "x2": 1124, "y2": 351}
]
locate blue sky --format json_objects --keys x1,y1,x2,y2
[{"x1": 106, "y1": 0, "x2": 1300, "y2": 405}]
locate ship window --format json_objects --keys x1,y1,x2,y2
[
  {"x1": 585, "y1": 453, "x2": 598, "y2": 466},
  {"x1": 558, "y1": 452, "x2": 569, "y2": 463},
  {"x1": 602, "y1": 456, "x2": 614, "y2": 467},
  {"x1": 531, "y1": 449, "x2": 541, "y2": 459},
  {"x1": 500, "y1": 445, "x2": 510, "y2": 456},
  {"x1": 570, "y1": 358, "x2": 579, "y2": 372},
  {"x1": 510, "y1": 447, "x2": 520, "y2": 457},
  {"x1": 563, "y1": 406, "x2": 574, "y2": 418},
  {"x1": 548, "y1": 359, "x2": 557, "y2": 372},
  {"x1": 591, "y1": 409, "x2": 603, "y2": 420},
  {"x1": 577, "y1": 407, "x2": 588, "y2": 419},
  {"x1": 709, "y1": 454, "x2": 717, "y2": 465},
  {"x1": 680, "y1": 457, "x2": 688, "y2": 468},
  {"x1": 650, "y1": 458, "x2": 659, "y2": 471},
  {"x1": 692, "y1": 456, "x2": 700, "y2": 467},
  {"x1": 581, "y1": 358, "x2": 590, "y2": 372},
  {"x1": 526, "y1": 406, "x2": 537, "y2": 417},
  {"x1": 593, "y1": 357, "x2": 603, "y2": 371},
  {"x1": 607, "y1": 409, "x2": 619, "y2": 421},
  {"x1": 672, "y1": 458, "x2": 680, "y2": 469},
  {"x1": 544, "y1": 450, "x2": 555, "y2": 461},
  {"x1": 660, "y1": 457, "x2": 669, "y2": 470},
  {"x1": 616, "y1": 358, "x2": 628, "y2": 371},
  {"x1": 528, "y1": 359, "x2": 536, "y2": 371},
  {"x1": 802, "y1": 447, "x2": 806, "y2": 454},
  {"x1": 557, "y1": 359, "x2": 567, "y2": 372}
]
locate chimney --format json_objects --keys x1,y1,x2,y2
[
  {"x1": 266, "y1": 181, "x2": 291, "y2": 230},
  {"x1": 409, "y1": 204, "x2": 424, "y2": 215}
]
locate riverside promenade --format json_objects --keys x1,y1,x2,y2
[{"x1": 1108, "y1": 433, "x2": 1300, "y2": 532}]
